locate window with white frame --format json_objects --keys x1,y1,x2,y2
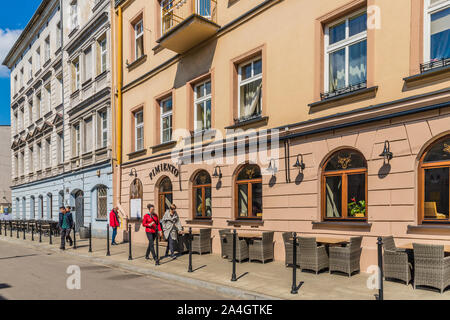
[
  {"x1": 57, "y1": 132, "x2": 64, "y2": 164},
  {"x1": 36, "y1": 92, "x2": 41, "y2": 119},
  {"x1": 72, "y1": 58, "x2": 80, "y2": 91},
  {"x1": 28, "y1": 57, "x2": 33, "y2": 80},
  {"x1": 238, "y1": 57, "x2": 262, "y2": 120},
  {"x1": 44, "y1": 36, "x2": 50, "y2": 62},
  {"x1": 325, "y1": 10, "x2": 367, "y2": 94},
  {"x1": 19, "y1": 151, "x2": 24, "y2": 176},
  {"x1": 194, "y1": 79, "x2": 212, "y2": 132},
  {"x1": 14, "y1": 75, "x2": 17, "y2": 95},
  {"x1": 99, "y1": 36, "x2": 107, "y2": 74},
  {"x1": 36, "y1": 142, "x2": 41, "y2": 171},
  {"x1": 28, "y1": 100, "x2": 33, "y2": 124},
  {"x1": 74, "y1": 124, "x2": 81, "y2": 156},
  {"x1": 56, "y1": 22, "x2": 61, "y2": 48},
  {"x1": 84, "y1": 117, "x2": 93, "y2": 153},
  {"x1": 19, "y1": 108, "x2": 24, "y2": 131},
  {"x1": 13, "y1": 112, "x2": 17, "y2": 134},
  {"x1": 84, "y1": 47, "x2": 92, "y2": 81},
  {"x1": 36, "y1": 47, "x2": 41, "y2": 71},
  {"x1": 98, "y1": 111, "x2": 108, "y2": 148},
  {"x1": 20, "y1": 68, "x2": 24, "y2": 88},
  {"x1": 160, "y1": 97, "x2": 172, "y2": 143},
  {"x1": 28, "y1": 147, "x2": 34, "y2": 173},
  {"x1": 134, "y1": 19, "x2": 144, "y2": 60},
  {"x1": 161, "y1": 0, "x2": 174, "y2": 34},
  {"x1": 70, "y1": 1, "x2": 79, "y2": 31},
  {"x1": 14, "y1": 154, "x2": 18, "y2": 177},
  {"x1": 45, "y1": 83, "x2": 51, "y2": 113},
  {"x1": 424, "y1": 0, "x2": 450, "y2": 62},
  {"x1": 45, "y1": 137, "x2": 51, "y2": 168},
  {"x1": 134, "y1": 110, "x2": 144, "y2": 151},
  {"x1": 97, "y1": 186, "x2": 108, "y2": 219}
]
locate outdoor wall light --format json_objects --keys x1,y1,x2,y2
[
  {"x1": 293, "y1": 154, "x2": 305, "y2": 171},
  {"x1": 212, "y1": 166, "x2": 222, "y2": 179},
  {"x1": 268, "y1": 159, "x2": 277, "y2": 176},
  {"x1": 379, "y1": 140, "x2": 393, "y2": 162},
  {"x1": 129, "y1": 168, "x2": 138, "y2": 178}
]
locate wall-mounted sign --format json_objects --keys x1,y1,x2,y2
[
  {"x1": 130, "y1": 198, "x2": 142, "y2": 220},
  {"x1": 149, "y1": 163, "x2": 179, "y2": 180}
]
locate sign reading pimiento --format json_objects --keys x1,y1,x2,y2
[{"x1": 149, "y1": 163, "x2": 179, "y2": 180}]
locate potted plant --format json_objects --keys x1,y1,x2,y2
[{"x1": 348, "y1": 198, "x2": 366, "y2": 218}]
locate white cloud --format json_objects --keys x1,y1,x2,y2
[{"x1": 0, "y1": 29, "x2": 23, "y2": 78}]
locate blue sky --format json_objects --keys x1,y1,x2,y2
[{"x1": 0, "y1": 1, "x2": 42, "y2": 125}]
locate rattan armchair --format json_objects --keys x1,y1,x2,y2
[
  {"x1": 298, "y1": 237, "x2": 329, "y2": 274},
  {"x1": 225, "y1": 233, "x2": 249, "y2": 263},
  {"x1": 249, "y1": 231, "x2": 274, "y2": 263},
  {"x1": 329, "y1": 236, "x2": 363, "y2": 277},
  {"x1": 413, "y1": 243, "x2": 450, "y2": 293},
  {"x1": 382, "y1": 236, "x2": 411, "y2": 285},
  {"x1": 219, "y1": 229, "x2": 231, "y2": 258},
  {"x1": 191, "y1": 228, "x2": 212, "y2": 255},
  {"x1": 282, "y1": 232, "x2": 301, "y2": 267}
]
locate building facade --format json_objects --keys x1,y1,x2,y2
[
  {"x1": 0, "y1": 125, "x2": 12, "y2": 218},
  {"x1": 3, "y1": 0, "x2": 113, "y2": 236},
  {"x1": 112, "y1": 0, "x2": 450, "y2": 269}
]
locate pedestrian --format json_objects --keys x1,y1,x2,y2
[
  {"x1": 142, "y1": 204, "x2": 162, "y2": 261},
  {"x1": 161, "y1": 204, "x2": 183, "y2": 259},
  {"x1": 59, "y1": 206, "x2": 73, "y2": 250},
  {"x1": 109, "y1": 206, "x2": 121, "y2": 245}
]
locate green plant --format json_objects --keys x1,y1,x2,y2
[{"x1": 348, "y1": 198, "x2": 366, "y2": 216}]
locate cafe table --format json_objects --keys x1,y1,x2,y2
[
  {"x1": 398, "y1": 243, "x2": 450, "y2": 252},
  {"x1": 237, "y1": 232, "x2": 262, "y2": 239},
  {"x1": 289, "y1": 236, "x2": 349, "y2": 246}
]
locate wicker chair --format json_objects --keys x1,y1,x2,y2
[
  {"x1": 382, "y1": 236, "x2": 411, "y2": 285},
  {"x1": 282, "y1": 232, "x2": 301, "y2": 267},
  {"x1": 191, "y1": 228, "x2": 212, "y2": 255},
  {"x1": 225, "y1": 233, "x2": 249, "y2": 263},
  {"x1": 249, "y1": 231, "x2": 274, "y2": 263},
  {"x1": 298, "y1": 237, "x2": 329, "y2": 274},
  {"x1": 329, "y1": 236, "x2": 363, "y2": 277},
  {"x1": 219, "y1": 229, "x2": 231, "y2": 258},
  {"x1": 413, "y1": 243, "x2": 450, "y2": 293}
]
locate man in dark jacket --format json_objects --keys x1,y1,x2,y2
[{"x1": 59, "y1": 206, "x2": 73, "y2": 250}]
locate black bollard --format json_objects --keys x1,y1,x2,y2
[
  {"x1": 49, "y1": 225, "x2": 52, "y2": 245},
  {"x1": 23, "y1": 223, "x2": 26, "y2": 240},
  {"x1": 375, "y1": 237, "x2": 384, "y2": 300},
  {"x1": 128, "y1": 224, "x2": 132, "y2": 261},
  {"x1": 188, "y1": 227, "x2": 193, "y2": 273},
  {"x1": 17, "y1": 223, "x2": 19, "y2": 238},
  {"x1": 31, "y1": 225, "x2": 34, "y2": 241},
  {"x1": 0, "y1": 221, "x2": 2, "y2": 236},
  {"x1": 155, "y1": 231, "x2": 160, "y2": 266},
  {"x1": 4, "y1": 221, "x2": 6, "y2": 236},
  {"x1": 72, "y1": 223, "x2": 77, "y2": 250},
  {"x1": 231, "y1": 229, "x2": 237, "y2": 282},
  {"x1": 291, "y1": 232, "x2": 298, "y2": 294},
  {"x1": 106, "y1": 223, "x2": 110, "y2": 256},
  {"x1": 39, "y1": 224, "x2": 42, "y2": 242},
  {"x1": 88, "y1": 223, "x2": 92, "y2": 253},
  {"x1": 10, "y1": 221, "x2": 12, "y2": 237}
]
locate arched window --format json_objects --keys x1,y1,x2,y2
[
  {"x1": 193, "y1": 171, "x2": 212, "y2": 219},
  {"x1": 97, "y1": 186, "x2": 108, "y2": 220},
  {"x1": 419, "y1": 135, "x2": 450, "y2": 223},
  {"x1": 58, "y1": 191, "x2": 64, "y2": 208},
  {"x1": 235, "y1": 164, "x2": 263, "y2": 219},
  {"x1": 38, "y1": 195, "x2": 44, "y2": 219},
  {"x1": 30, "y1": 196, "x2": 35, "y2": 220},
  {"x1": 158, "y1": 177, "x2": 172, "y2": 219},
  {"x1": 322, "y1": 149, "x2": 367, "y2": 220},
  {"x1": 47, "y1": 193, "x2": 53, "y2": 219},
  {"x1": 130, "y1": 178, "x2": 143, "y2": 220},
  {"x1": 22, "y1": 197, "x2": 26, "y2": 220}
]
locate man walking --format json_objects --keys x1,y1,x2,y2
[
  {"x1": 109, "y1": 206, "x2": 121, "y2": 245},
  {"x1": 59, "y1": 206, "x2": 73, "y2": 250}
]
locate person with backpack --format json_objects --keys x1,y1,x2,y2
[
  {"x1": 109, "y1": 206, "x2": 121, "y2": 245},
  {"x1": 142, "y1": 203, "x2": 162, "y2": 261}
]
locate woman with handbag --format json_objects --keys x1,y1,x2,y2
[
  {"x1": 161, "y1": 204, "x2": 183, "y2": 259},
  {"x1": 142, "y1": 204, "x2": 162, "y2": 261}
]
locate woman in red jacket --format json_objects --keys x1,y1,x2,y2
[
  {"x1": 109, "y1": 206, "x2": 121, "y2": 245},
  {"x1": 142, "y1": 203, "x2": 162, "y2": 261}
]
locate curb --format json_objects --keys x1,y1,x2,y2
[{"x1": 0, "y1": 236, "x2": 279, "y2": 300}]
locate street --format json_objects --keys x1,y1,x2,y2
[{"x1": 0, "y1": 240, "x2": 231, "y2": 300}]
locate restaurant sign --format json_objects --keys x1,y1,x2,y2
[{"x1": 149, "y1": 163, "x2": 179, "y2": 180}]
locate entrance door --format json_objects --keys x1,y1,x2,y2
[
  {"x1": 75, "y1": 191, "x2": 84, "y2": 231},
  {"x1": 158, "y1": 177, "x2": 173, "y2": 220}
]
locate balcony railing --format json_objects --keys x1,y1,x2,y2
[
  {"x1": 420, "y1": 57, "x2": 450, "y2": 73},
  {"x1": 320, "y1": 82, "x2": 367, "y2": 101}
]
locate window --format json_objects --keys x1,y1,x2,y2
[
  {"x1": 193, "y1": 171, "x2": 212, "y2": 218},
  {"x1": 28, "y1": 100, "x2": 33, "y2": 124},
  {"x1": 70, "y1": 2, "x2": 79, "y2": 30},
  {"x1": 47, "y1": 193, "x2": 52, "y2": 219},
  {"x1": 56, "y1": 22, "x2": 61, "y2": 48},
  {"x1": 84, "y1": 117, "x2": 93, "y2": 153},
  {"x1": 322, "y1": 149, "x2": 367, "y2": 220},
  {"x1": 14, "y1": 75, "x2": 17, "y2": 95},
  {"x1": 161, "y1": 0, "x2": 174, "y2": 35},
  {"x1": 13, "y1": 112, "x2": 17, "y2": 134},
  {"x1": 28, "y1": 57, "x2": 33, "y2": 80},
  {"x1": 97, "y1": 187, "x2": 108, "y2": 219},
  {"x1": 158, "y1": 177, "x2": 173, "y2": 220},
  {"x1": 72, "y1": 58, "x2": 80, "y2": 91},
  {"x1": 197, "y1": 0, "x2": 212, "y2": 17},
  {"x1": 238, "y1": 57, "x2": 262, "y2": 120},
  {"x1": 45, "y1": 83, "x2": 51, "y2": 113},
  {"x1": 134, "y1": 19, "x2": 144, "y2": 60},
  {"x1": 325, "y1": 11, "x2": 367, "y2": 93},
  {"x1": 36, "y1": 92, "x2": 41, "y2": 119},
  {"x1": 84, "y1": 47, "x2": 92, "y2": 81},
  {"x1": 20, "y1": 68, "x2": 24, "y2": 88},
  {"x1": 57, "y1": 132, "x2": 64, "y2": 164},
  {"x1": 73, "y1": 124, "x2": 81, "y2": 156},
  {"x1": 194, "y1": 80, "x2": 212, "y2": 132},
  {"x1": 19, "y1": 108, "x2": 24, "y2": 131},
  {"x1": 28, "y1": 147, "x2": 34, "y2": 173},
  {"x1": 14, "y1": 154, "x2": 18, "y2": 177},
  {"x1": 130, "y1": 178, "x2": 143, "y2": 219},
  {"x1": 424, "y1": 0, "x2": 450, "y2": 62},
  {"x1": 134, "y1": 110, "x2": 144, "y2": 151},
  {"x1": 44, "y1": 36, "x2": 50, "y2": 62},
  {"x1": 19, "y1": 151, "x2": 24, "y2": 176},
  {"x1": 56, "y1": 75, "x2": 63, "y2": 105},
  {"x1": 36, "y1": 47, "x2": 41, "y2": 71},
  {"x1": 235, "y1": 164, "x2": 263, "y2": 219},
  {"x1": 98, "y1": 111, "x2": 108, "y2": 148},
  {"x1": 36, "y1": 142, "x2": 42, "y2": 171},
  {"x1": 45, "y1": 138, "x2": 51, "y2": 168},
  {"x1": 160, "y1": 97, "x2": 172, "y2": 143},
  {"x1": 98, "y1": 37, "x2": 107, "y2": 74},
  {"x1": 419, "y1": 135, "x2": 450, "y2": 223}
]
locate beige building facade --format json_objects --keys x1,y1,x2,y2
[{"x1": 112, "y1": 0, "x2": 450, "y2": 269}]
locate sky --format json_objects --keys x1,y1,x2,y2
[{"x1": 0, "y1": 1, "x2": 42, "y2": 125}]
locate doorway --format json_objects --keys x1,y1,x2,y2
[
  {"x1": 74, "y1": 190, "x2": 84, "y2": 231},
  {"x1": 158, "y1": 177, "x2": 172, "y2": 220}
]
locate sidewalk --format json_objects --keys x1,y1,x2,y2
[{"x1": 1, "y1": 232, "x2": 449, "y2": 300}]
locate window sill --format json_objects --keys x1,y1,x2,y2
[
  {"x1": 70, "y1": 90, "x2": 80, "y2": 99},
  {"x1": 151, "y1": 140, "x2": 177, "y2": 152},
  {"x1": 225, "y1": 116, "x2": 268, "y2": 130},
  {"x1": 82, "y1": 78, "x2": 92, "y2": 88},
  {"x1": 68, "y1": 27, "x2": 79, "y2": 38},
  {"x1": 126, "y1": 55, "x2": 147, "y2": 72},
  {"x1": 34, "y1": 69, "x2": 42, "y2": 77},
  {"x1": 55, "y1": 47, "x2": 62, "y2": 56},
  {"x1": 407, "y1": 224, "x2": 450, "y2": 233},
  {"x1": 43, "y1": 59, "x2": 51, "y2": 69},
  {"x1": 308, "y1": 86, "x2": 378, "y2": 109},
  {"x1": 312, "y1": 221, "x2": 372, "y2": 229},
  {"x1": 27, "y1": 78, "x2": 33, "y2": 86},
  {"x1": 227, "y1": 219, "x2": 264, "y2": 227},
  {"x1": 127, "y1": 148, "x2": 147, "y2": 158},
  {"x1": 95, "y1": 70, "x2": 108, "y2": 81},
  {"x1": 403, "y1": 65, "x2": 450, "y2": 88},
  {"x1": 185, "y1": 219, "x2": 213, "y2": 225}
]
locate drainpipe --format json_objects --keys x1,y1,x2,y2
[{"x1": 117, "y1": 5, "x2": 123, "y2": 166}]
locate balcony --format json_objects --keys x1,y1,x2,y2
[
  {"x1": 420, "y1": 57, "x2": 450, "y2": 73},
  {"x1": 156, "y1": 0, "x2": 219, "y2": 53}
]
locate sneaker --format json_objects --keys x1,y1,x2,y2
[
  {"x1": 145, "y1": 256, "x2": 150, "y2": 260},
  {"x1": 170, "y1": 254, "x2": 176, "y2": 259},
  {"x1": 60, "y1": 247, "x2": 65, "y2": 250},
  {"x1": 69, "y1": 241, "x2": 73, "y2": 247}
]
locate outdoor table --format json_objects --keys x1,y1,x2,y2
[
  {"x1": 180, "y1": 229, "x2": 200, "y2": 235},
  {"x1": 237, "y1": 232, "x2": 262, "y2": 239},
  {"x1": 398, "y1": 243, "x2": 450, "y2": 252},
  {"x1": 289, "y1": 236, "x2": 348, "y2": 246}
]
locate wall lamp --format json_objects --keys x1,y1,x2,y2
[
  {"x1": 379, "y1": 140, "x2": 393, "y2": 163},
  {"x1": 293, "y1": 154, "x2": 305, "y2": 171},
  {"x1": 129, "y1": 168, "x2": 138, "y2": 178},
  {"x1": 212, "y1": 166, "x2": 222, "y2": 179},
  {"x1": 267, "y1": 159, "x2": 278, "y2": 176}
]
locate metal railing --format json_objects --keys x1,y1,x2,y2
[
  {"x1": 321, "y1": 81, "x2": 367, "y2": 101},
  {"x1": 420, "y1": 57, "x2": 450, "y2": 73},
  {"x1": 161, "y1": 0, "x2": 218, "y2": 36}
]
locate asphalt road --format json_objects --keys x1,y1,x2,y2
[{"x1": 0, "y1": 240, "x2": 231, "y2": 300}]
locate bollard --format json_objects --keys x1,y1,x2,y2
[
  {"x1": 231, "y1": 229, "x2": 237, "y2": 282},
  {"x1": 291, "y1": 232, "x2": 298, "y2": 294},
  {"x1": 188, "y1": 227, "x2": 193, "y2": 273},
  {"x1": 49, "y1": 225, "x2": 52, "y2": 245},
  {"x1": 0, "y1": 222, "x2": 2, "y2": 235},
  {"x1": 4, "y1": 221, "x2": 6, "y2": 236},
  {"x1": 72, "y1": 223, "x2": 77, "y2": 250},
  {"x1": 31, "y1": 225, "x2": 34, "y2": 241},
  {"x1": 88, "y1": 223, "x2": 92, "y2": 253},
  {"x1": 106, "y1": 223, "x2": 110, "y2": 256},
  {"x1": 39, "y1": 224, "x2": 42, "y2": 242},
  {"x1": 128, "y1": 224, "x2": 132, "y2": 261},
  {"x1": 17, "y1": 223, "x2": 19, "y2": 238},
  {"x1": 23, "y1": 223, "x2": 26, "y2": 240},
  {"x1": 155, "y1": 230, "x2": 160, "y2": 266},
  {"x1": 10, "y1": 221, "x2": 12, "y2": 237},
  {"x1": 375, "y1": 237, "x2": 384, "y2": 300}
]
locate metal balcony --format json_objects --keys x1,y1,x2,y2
[{"x1": 157, "y1": 0, "x2": 219, "y2": 53}]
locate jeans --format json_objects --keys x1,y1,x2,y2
[
  {"x1": 165, "y1": 234, "x2": 176, "y2": 256},
  {"x1": 111, "y1": 227, "x2": 118, "y2": 244},
  {"x1": 145, "y1": 232, "x2": 157, "y2": 259},
  {"x1": 60, "y1": 228, "x2": 72, "y2": 248}
]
